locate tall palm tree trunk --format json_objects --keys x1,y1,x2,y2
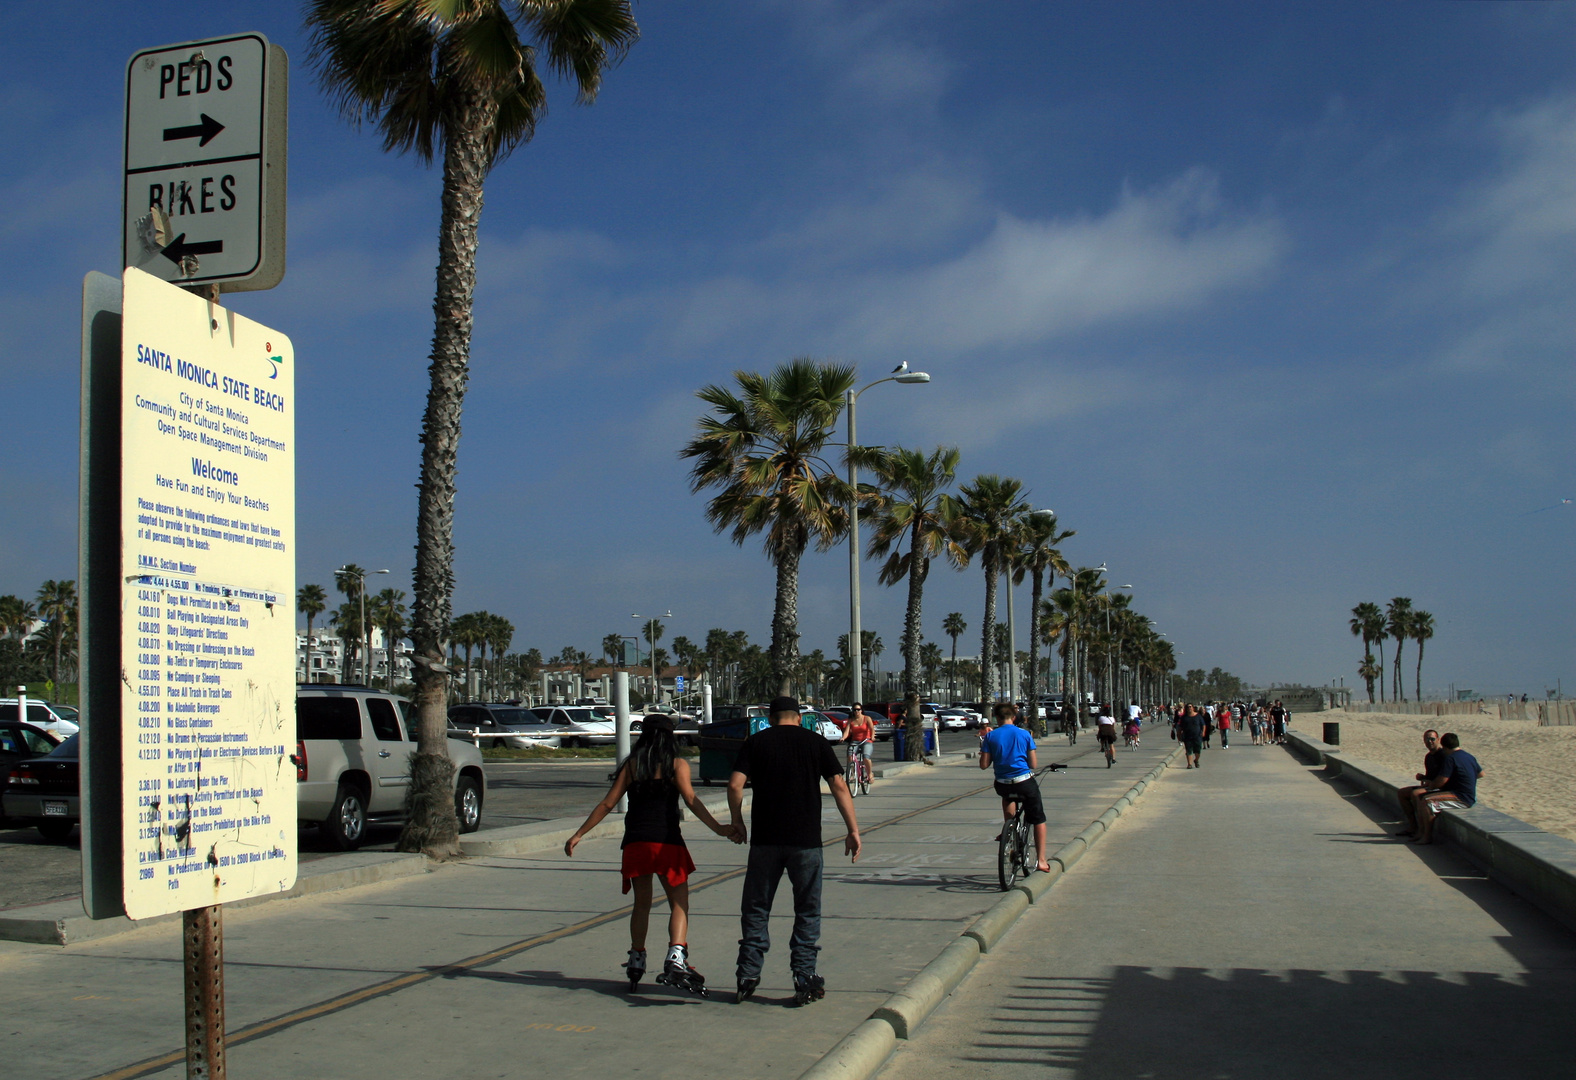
[
  {"x1": 1377, "y1": 639, "x2": 1385, "y2": 703},
  {"x1": 1415, "y1": 641, "x2": 1425, "y2": 703},
  {"x1": 403, "y1": 70, "x2": 496, "y2": 856},
  {"x1": 770, "y1": 541, "x2": 804, "y2": 696},
  {"x1": 1393, "y1": 637, "x2": 1405, "y2": 703},
  {"x1": 979, "y1": 552, "x2": 999, "y2": 702},
  {"x1": 901, "y1": 517, "x2": 927, "y2": 760}
]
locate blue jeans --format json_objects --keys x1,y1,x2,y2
[{"x1": 736, "y1": 844, "x2": 823, "y2": 980}]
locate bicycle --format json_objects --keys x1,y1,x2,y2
[
  {"x1": 1061, "y1": 716, "x2": 1078, "y2": 745},
  {"x1": 844, "y1": 744, "x2": 872, "y2": 797},
  {"x1": 997, "y1": 792, "x2": 1032, "y2": 891}
]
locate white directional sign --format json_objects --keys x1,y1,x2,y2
[
  {"x1": 119, "y1": 266, "x2": 296, "y2": 920},
  {"x1": 123, "y1": 34, "x2": 286, "y2": 293}
]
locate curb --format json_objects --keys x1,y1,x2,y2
[
  {"x1": 797, "y1": 743, "x2": 1183, "y2": 1080},
  {"x1": 0, "y1": 850, "x2": 432, "y2": 946}
]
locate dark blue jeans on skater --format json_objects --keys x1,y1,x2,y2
[{"x1": 736, "y1": 845, "x2": 823, "y2": 980}]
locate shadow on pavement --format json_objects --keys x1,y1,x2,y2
[{"x1": 956, "y1": 964, "x2": 1576, "y2": 1078}]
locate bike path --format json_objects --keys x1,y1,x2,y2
[
  {"x1": 877, "y1": 739, "x2": 1576, "y2": 1080},
  {"x1": 2, "y1": 734, "x2": 1174, "y2": 1080}
]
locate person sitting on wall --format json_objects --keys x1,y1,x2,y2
[
  {"x1": 1395, "y1": 729, "x2": 1445, "y2": 838},
  {"x1": 1415, "y1": 733, "x2": 1485, "y2": 845}
]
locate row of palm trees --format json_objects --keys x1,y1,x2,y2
[
  {"x1": 682, "y1": 359, "x2": 1175, "y2": 750},
  {"x1": 0, "y1": 580, "x2": 79, "y2": 694},
  {"x1": 297, "y1": 570, "x2": 408, "y2": 688},
  {"x1": 1349, "y1": 599, "x2": 1436, "y2": 704}
]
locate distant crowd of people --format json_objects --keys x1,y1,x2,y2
[{"x1": 1161, "y1": 700, "x2": 1291, "y2": 768}]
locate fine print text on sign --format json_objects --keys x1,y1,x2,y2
[
  {"x1": 123, "y1": 33, "x2": 287, "y2": 293},
  {"x1": 119, "y1": 267, "x2": 296, "y2": 921}
]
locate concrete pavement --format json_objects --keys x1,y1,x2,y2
[
  {"x1": 877, "y1": 738, "x2": 1576, "y2": 1080},
  {"x1": 2, "y1": 730, "x2": 1170, "y2": 1080}
]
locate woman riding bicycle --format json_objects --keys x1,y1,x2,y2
[{"x1": 841, "y1": 703, "x2": 876, "y2": 789}]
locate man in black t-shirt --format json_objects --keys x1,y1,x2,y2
[{"x1": 727, "y1": 695, "x2": 861, "y2": 1006}]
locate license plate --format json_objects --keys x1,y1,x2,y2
[{"x1": 42, "y1": 801, "x2": 68, "y2": 817}]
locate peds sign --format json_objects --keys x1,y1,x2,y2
[{"x1": 123, "y1": 34, "x2": 286, "y2": 293}]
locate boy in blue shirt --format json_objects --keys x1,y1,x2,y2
[{"x1": 979, "y1": 703, "x2": 1053, "y2": 873}]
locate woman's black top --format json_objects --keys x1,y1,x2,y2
[{"x1": 622, "y1": 770, "x2": 685, "y2": 848}]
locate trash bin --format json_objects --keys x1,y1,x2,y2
[
  {"x1": 1322, "y1": 721, "x2": 1340, "y2": 746},
  {"x1": 891, "y1": 726, "x2": 937, "y2": 760},
  {"x1": 697, "y1": 718, "x2": 750, "y2": 784}
]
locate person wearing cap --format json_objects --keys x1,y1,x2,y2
[{"x1": 727, "y1": 695, "x2": 861, "y2": 1007}]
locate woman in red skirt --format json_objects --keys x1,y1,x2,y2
[{"x1": 565, "y1": 714, "x2": 743, "y2": 993}]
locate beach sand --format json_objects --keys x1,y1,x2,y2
[{"x1": 1305, "y1": 710, "x2": 1576, "y2": 843}]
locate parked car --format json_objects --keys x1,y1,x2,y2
[
  {"x1": 802, "y1": 710, "x2": 844, "y2": 742},
  {"x1": 0, "y1": 722, "x2": 63, "y2": 777},
  {"x1": 936, "y1": 708, "x2": 973, "y2": 730},
  {"x1": 531, "y1": 706, "x2": 615, "y2": 747},
  {"x1": 297, "y1": 686, "x2": 487, "y2": 850},
  {"x1": 0, "y1": 699, "x2": 79, "y2": 739},
  {"x1": 447, "y1": 703, "x2": 563, "y2": 749},
  {"x1": 2, "y1": 732, "x2": 79, "y2": 842}
]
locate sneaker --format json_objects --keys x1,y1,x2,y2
[
  {"x1": 793, "y1": 972, "x2": 826, "y2": 1006},
  {"x1": 734, "y1": 976, "x2": 759, "y2": 1004}
]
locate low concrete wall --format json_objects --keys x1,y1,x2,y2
[{"x1": 1285, "y1": 729, "x2": 1576, "y2": 936}]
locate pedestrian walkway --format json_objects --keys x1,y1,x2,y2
[
  {"x1": 878, "y1": 738, "x2": 1576, "y2": 1079},
  {"x1": 1, "y1": 734, "x2": 1173, "y2": 1080}
]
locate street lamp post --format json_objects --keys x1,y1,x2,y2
[
  {"x1": 339, "y1": 566, "x2": 389, "y2": 686},
  {"x1": 632, "y1": 611, "x2": 671, "y2": 705},
  {"x1": 846, "y1": 368, "x2": 930, "y2": 706}
]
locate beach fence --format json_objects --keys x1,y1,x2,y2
[{"x1": 1338, "y1": 700, "x2": 1576, "y2": 725}]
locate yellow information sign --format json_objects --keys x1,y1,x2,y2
[{"x1": 119, "y1": 266, "x2": 296, "y2": 920}]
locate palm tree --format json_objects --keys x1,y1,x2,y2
[
  {"x1": 1013, "y1": 514, "x2": 1074, "y2": 732},
  {"x1": 682, "y1": 359, "x2": 856, "y2": 694},
  {"x1": 307, "y1": 0, "x2": 639, "y2": 856},
  {"x1": 1358, "y1": 655, "x2": 1383, "y2": 701},
  {"x1": 1386, "y1": 597, "x2": 1413, "y2": 703},
  {"x1": 1349, "y1": 602, "x2": 1382, "y2": 704},
  {"x1": 450, "y1": 612, "x2": 485, "y2": 699},
  {"x1": 954, "y1": 475, "x2": 1029, "y2": 703},
  {"x1": 941, "y1": 612, "x2": 966, "y2": 704},
  {"x1": 487, "y1": 614, "x2": 513, "y2": 699},
  {"x1": 919, "y1": 641, "x2": 943, "y2": 696},
  {"x1": 369, "y1": 588, "x2": 408, "y2": 688},
  {"x1": 298, "y1": 583, "x2": 328, "y2": 677},
  {"x1": 1411, "y1": 610, "x2": 1434, "y2": 702},
  {"x1": 34, "y1": 580, "x2": 77, "y2": 694},
  {"x1": 864, "y1": 445, "x2": 963, "y2": 756},
  {"x1": 328, "y1": 600, "x2": 364, "y2": 683},
  {"x1": 602, "y1": 633, "x2": 625, "y2": 668},
  {"x1": 0, "y1": 595, "x2": 36, "y2": 641}
]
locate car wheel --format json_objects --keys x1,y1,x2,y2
[
  {"x1": 454, "y1": 776, "x2": 483, "y2": 833},
  {"x1": 38, "y1": 820, "x2": 75, "y2": 844},
  {"x1": 492, "y1": 738, "x2": 506, "y2": 749},
  {"x1": 324, "y1": 784, "x2": 368, "y2": 851}
]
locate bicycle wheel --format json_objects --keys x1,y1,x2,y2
[
  {"x1": 858, "y1": 759, "x2": 870, "y2": 796},
  {"x1": 845, "y1": 759, "x2": 859, "y2": 797},
  {"x1": 997, "y1": 812, "x2": 1022, "y2": 891},
  {"x1": 1014, "y1": 816, "x2": 1032, "y2": 877}
]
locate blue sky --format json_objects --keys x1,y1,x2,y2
[{"x1": 2, "y1": 1, "x2": 1573, "y2": 697}]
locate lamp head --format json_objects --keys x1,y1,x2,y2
[{"x1": 894, "y1": 371, "x2": 931, "y2": 384}]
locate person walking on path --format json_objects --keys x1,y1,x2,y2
[
  {"x1": 1218, "y1": 703, "x2": 1231, "y2": 749},
  {"x1": 565, "y1": 715, "x2": 744, "y2": 994},
  {"x1": 979, "y1": 702, "x2": 1054, "y2": 872},
  {"x1": 727, "y1": 696, "x2": 861, "y2": 1006},
  {"x1": 1096, "y1": 703, "x2": 1118, "y2": 767},
  {"x1": 1175, "y1": 704, "x2": 1205, "y2": 769}
]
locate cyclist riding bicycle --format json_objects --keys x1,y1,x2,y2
[
  {"x1": 978, "y1": 703, "x2": 1052, "y2": 873},
  {"x1": 841, "y1": 703, "x2": 876, "y2": 787}
]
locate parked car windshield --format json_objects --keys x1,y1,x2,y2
[
  {"x1": 48, "y1": 734, "x2": 79, "y2": 757},
  {"x1": 487, "y1": 708, "x2": 536, "y2": 727}
]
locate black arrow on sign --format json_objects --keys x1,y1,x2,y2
[
  {"x1": 161, "y1": 113, "x2": 225, "y2": 147},
  {"x1": 160, "y1": 233, "x2": 224, "y2": 265}
]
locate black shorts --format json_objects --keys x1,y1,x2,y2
[
  {"x1": 993, "y1": 778, "x2": 1046, "y2": 825},
  {"x1": 1182, "y1": 736, "x2": 1202, "y2": 755}
]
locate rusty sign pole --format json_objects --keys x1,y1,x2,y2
[{"x1": 183, "y1": 905, "x2": 227, "y2": 1079}]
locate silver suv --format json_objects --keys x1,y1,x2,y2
[{"x1": 295, "y1": 686, "x2": 486, "y2": 850}]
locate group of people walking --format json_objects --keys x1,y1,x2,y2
[{"x1": 1164, "y1": 700, "x2": 1291, "y2": 768}]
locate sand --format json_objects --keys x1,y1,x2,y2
[{"x1": 1306, "y1": 710, "x2": 1576, "y2": 844}]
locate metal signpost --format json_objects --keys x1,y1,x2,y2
[
  {"x1": 123, "y1": 33, "x2": 287, "y2": 292},
  {"x1": 80, "y1": 35, "x2": 291, "y2": 1079}
]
